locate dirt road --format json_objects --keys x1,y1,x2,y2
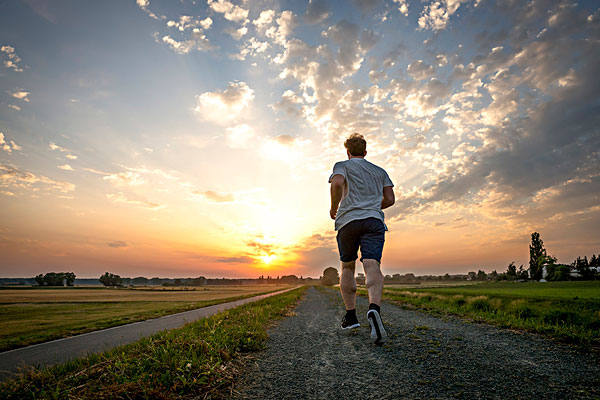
[{"x1": 233, "y1": 286, "x2": 599, "y2": 399}]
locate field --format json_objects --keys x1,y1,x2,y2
[
  {"x1": 367, "y1": 281, "x2": 600, "y2": 347},
  {"x1": 0, "y1": 287, "x2": 307, "y2": 399},
  {"x1": 0, "y1": 285, "x2": 291, "y2": 352}
]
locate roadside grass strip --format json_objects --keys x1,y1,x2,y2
[
  {"x1": 0, "y1": 288, "x2": 288, "y2": 352},
  {"x1": 0, "y1": 286, "x2": 307, "y2": 400},
  {"x1": 360, "y1": 282, "x2": 600, "y2": 347}
]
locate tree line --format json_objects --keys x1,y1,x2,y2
[
  {"x1": 320, "y1": 232, "x2": 598, "y2": 285},
  {"x1": 34, "y1": 272, "x2": 76, "y2": 286}
]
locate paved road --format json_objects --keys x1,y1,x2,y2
[
  {"x1": 0, "y1": 287, "x2": 298, "y2": 382},
  {"x1": 234, "y1": 287, "x2": 600, "y2": 399}
]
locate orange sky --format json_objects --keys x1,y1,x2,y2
[{"x1": 1, "y1": 0, "x2": 599, "y2": 278}]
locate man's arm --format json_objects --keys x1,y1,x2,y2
[
  {"x1": 381, "y1": 186, "x2": 395, "y2": 210},
  {"x1": 330, "y1": 174, "x2": 345, "y2": 219}
]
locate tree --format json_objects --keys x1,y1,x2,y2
[
  {"x1": 467, "y1": 271, "x2": 476, "y2": 281},
  {"x1": 321, "y1": 267, "x2": 339, "y2": 286},
  {"x1": 546, "y1": 264, "x2": 570, "y2": 281},
  {"x1": 517, "y1": 265, "x2": 529, "y2": 280},
  {"x1": 573, "y1": 256, "x2": 592, "y2": 280},
  {"x1": 489, "y1": 270, "x2": 498, "y2": 280},
  {"x1": 506, "y1": 262, "x2": 517, "y2": 280},
  {"x1": 34, "y1": 274, "x2": 44, "y2": 286},
  {"x1": 99, "y1": 272, "x2": 122, "y2": 286},
  {"x1": 64, "y1": 272, "x2": 76, "y2": 286},
  {"x1": 529, "y1": 232, "x2": 547, "y2": 280},
  {"x1": 476, "y1": 270, "x2": 487, "y2": 281},
  {"x1": 590, "y1": 254, "x2": 598, "y2": 268}
]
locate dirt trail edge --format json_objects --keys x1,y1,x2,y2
[
  {"x1": 0, "y1": 287, "x2": 300, "y2": 382},
  {"x1": 233, "y1": 286, "x2": 600, "y2": 400}
]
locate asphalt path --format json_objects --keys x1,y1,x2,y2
[{"x1": 0, "y1": 287, "x2": 298, "y2": 382}]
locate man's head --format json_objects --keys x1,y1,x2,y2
[{"x1": 344, "y1": 132, "x2": 367, "y2": 158}]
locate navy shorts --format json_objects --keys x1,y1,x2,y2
[{"x1": 336, "y1": 217, "x2": 385, "y2": 263}]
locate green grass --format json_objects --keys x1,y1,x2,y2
[
  {"x1": 0, "y1": 287, "x2": 288, "y2": 352},
  {"x1": 0, "y1": 286, "x2": 307, "y2": 400},
  {"x1": 361, "y1": 281, "x2": 600, "y2": 347},
  {"x1": 386, "y1": 281, "x2": 600, "y2": 300}
]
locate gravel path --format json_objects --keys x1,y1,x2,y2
[{"x1": 233, "y1": 286, "x2": 600, "y2": 399}]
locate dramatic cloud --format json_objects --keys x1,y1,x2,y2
[{"x1": 194, "y1": 81, "x2": 254, "y2": 124}]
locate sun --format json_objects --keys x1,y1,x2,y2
[{"x1": 259, "y1": 254, "x2": 276, "y2": 265}]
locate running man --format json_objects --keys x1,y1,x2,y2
[{"x1": 329, "y1": 133, "x2": 395, "y2": 344}]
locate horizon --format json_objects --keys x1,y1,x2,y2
[{"x1": 1, "y1": 0, "x2": 599, "y2": 279}]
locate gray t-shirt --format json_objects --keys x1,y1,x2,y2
[{"x1": 328, "y1": 158, "x2": 394, "y2": 231}]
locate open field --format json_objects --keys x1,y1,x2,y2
[
  {"x1": 0, "y1": 287, "x2": 307, "y2": 399},
  {"x1": 365, "y1": 281, "x2": 600, "y2": 347},
  {"x1": 0, "y1": 285, "x2": 291, "y2": 352}
]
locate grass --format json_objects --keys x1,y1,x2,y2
[
  {"x1": 0, "y1": 286, "x2": 307, "y2": 400},
  {"x1": 360, "y1": 281, "x2": 600, "y2": 347},
  {"x1": 0, "y1": 285, "x2": 291, "y2": 352}
]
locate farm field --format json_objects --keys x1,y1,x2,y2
[
  {"x1": 369, "y1": 281, "x2": 600, "y2": 346},
  {"x1": 0, "y1": 287, "x2": 307, "y2": 399},
  {"x1": 0, "y1": 285, "x2": 291, "y2": 352}
]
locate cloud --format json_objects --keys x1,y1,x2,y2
[
  {"x1": 0, "y1": 164, "x2": 75, "y2": 193},
  {"x1": 10, "y1": 90, "x2": 30, "y2": 102},
  {"x1": 167, "y1": 16, "x2": 212, "y2": 31},
  {"x1": 225, "y1": 26, "x2": 248, "y2": 40},
  {"x1": 65, "y1": 154, "x2": 78, "y2": 160},
  {"x1": 305, "y1": 0, "x2": 330, "y2": 24},
  {"x1": 213, "y1": 255, "x2": 254, "y2": 263},
  {"x1": 253, "y1": 10, "x2": 276, "y2": 32},
  {"x1": 106, "y1": 192, "x2": 164, "y2": 210},
  {"x1": 1, "y1": 45, "x2": 23, "y2": 72},
  {"x1": 103, "y1": 171, "x2": 146, "y2": 187},
  {"x1": 108, "y1": 240, "x2": 128, "y2": 248},
  {"x1": 194, "y1": 81, "x2": 254, "y2": 125},
  {"x1": 58, "y1": 164, "x2": 74, "y2": 171},
  {"x1": 207, "y1": 0, "x2": 248, "y2": 23},
  {"x1": 393, "y1": 0, "x2": 409, "y2": 16},
  {"x1": 418, "y1": 0, "x2": 473, "y2": 31},
  {"x1": 0, "y1": 133, "x2": 20, "y2": 153},
  {"x1": 225, "y1": 124, "x2": 254, "y2": 148},
  {"x1": 8, "y1": 104, "x2": 21, "y2": 111},
  {"x1": 161, "y1": 29, "x2": 213, "y2": 54},
  {"x1": 196, "y1": 190, "x2": 235, "y2": 203},
  {"x1": 407, "y1": 60, "x2": 435, "y2": 80},
  {"x1": 135, "y1": 0, "x2": 162, "y2": 20}
]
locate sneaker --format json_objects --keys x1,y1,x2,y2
[
  {"x1": 367, "y1": 309, "x2": 388, "y2": 344},
  {"x1": 341, "y1": 313, "x2": 360, "y2": 330}
]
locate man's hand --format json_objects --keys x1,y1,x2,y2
[
  {"x1": 330, "y1": 174, "x2": 344, "y2": 220},
  {"x1": 381, "y1": 186, "x2": 395, "y2": 209}
]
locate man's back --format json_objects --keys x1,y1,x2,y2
[{"x1": 329, "y1": 158, "x2": 393, "y2": 231}]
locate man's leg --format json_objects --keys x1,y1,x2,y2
[
  {"x1": 363, "y1": 259, "x2": 383, "y2": 305},
  {"x1": 340, "y1": 260, "x2": 357, "y2": 310}
]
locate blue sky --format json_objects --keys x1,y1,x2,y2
[{"x1": 1, "y1": 0, "x2": 599, "y2": 278}]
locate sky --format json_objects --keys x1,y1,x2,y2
[{"x1": 0, "y1": 0, "x2": 599, "y2": 279}]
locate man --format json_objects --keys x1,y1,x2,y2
[{"x1": 329, "y1": 132, "x2": 395, "y2": 344}]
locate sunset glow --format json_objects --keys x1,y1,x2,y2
[{"x1": 1, "y1": 0, "x2": 598, "y2": 279}]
